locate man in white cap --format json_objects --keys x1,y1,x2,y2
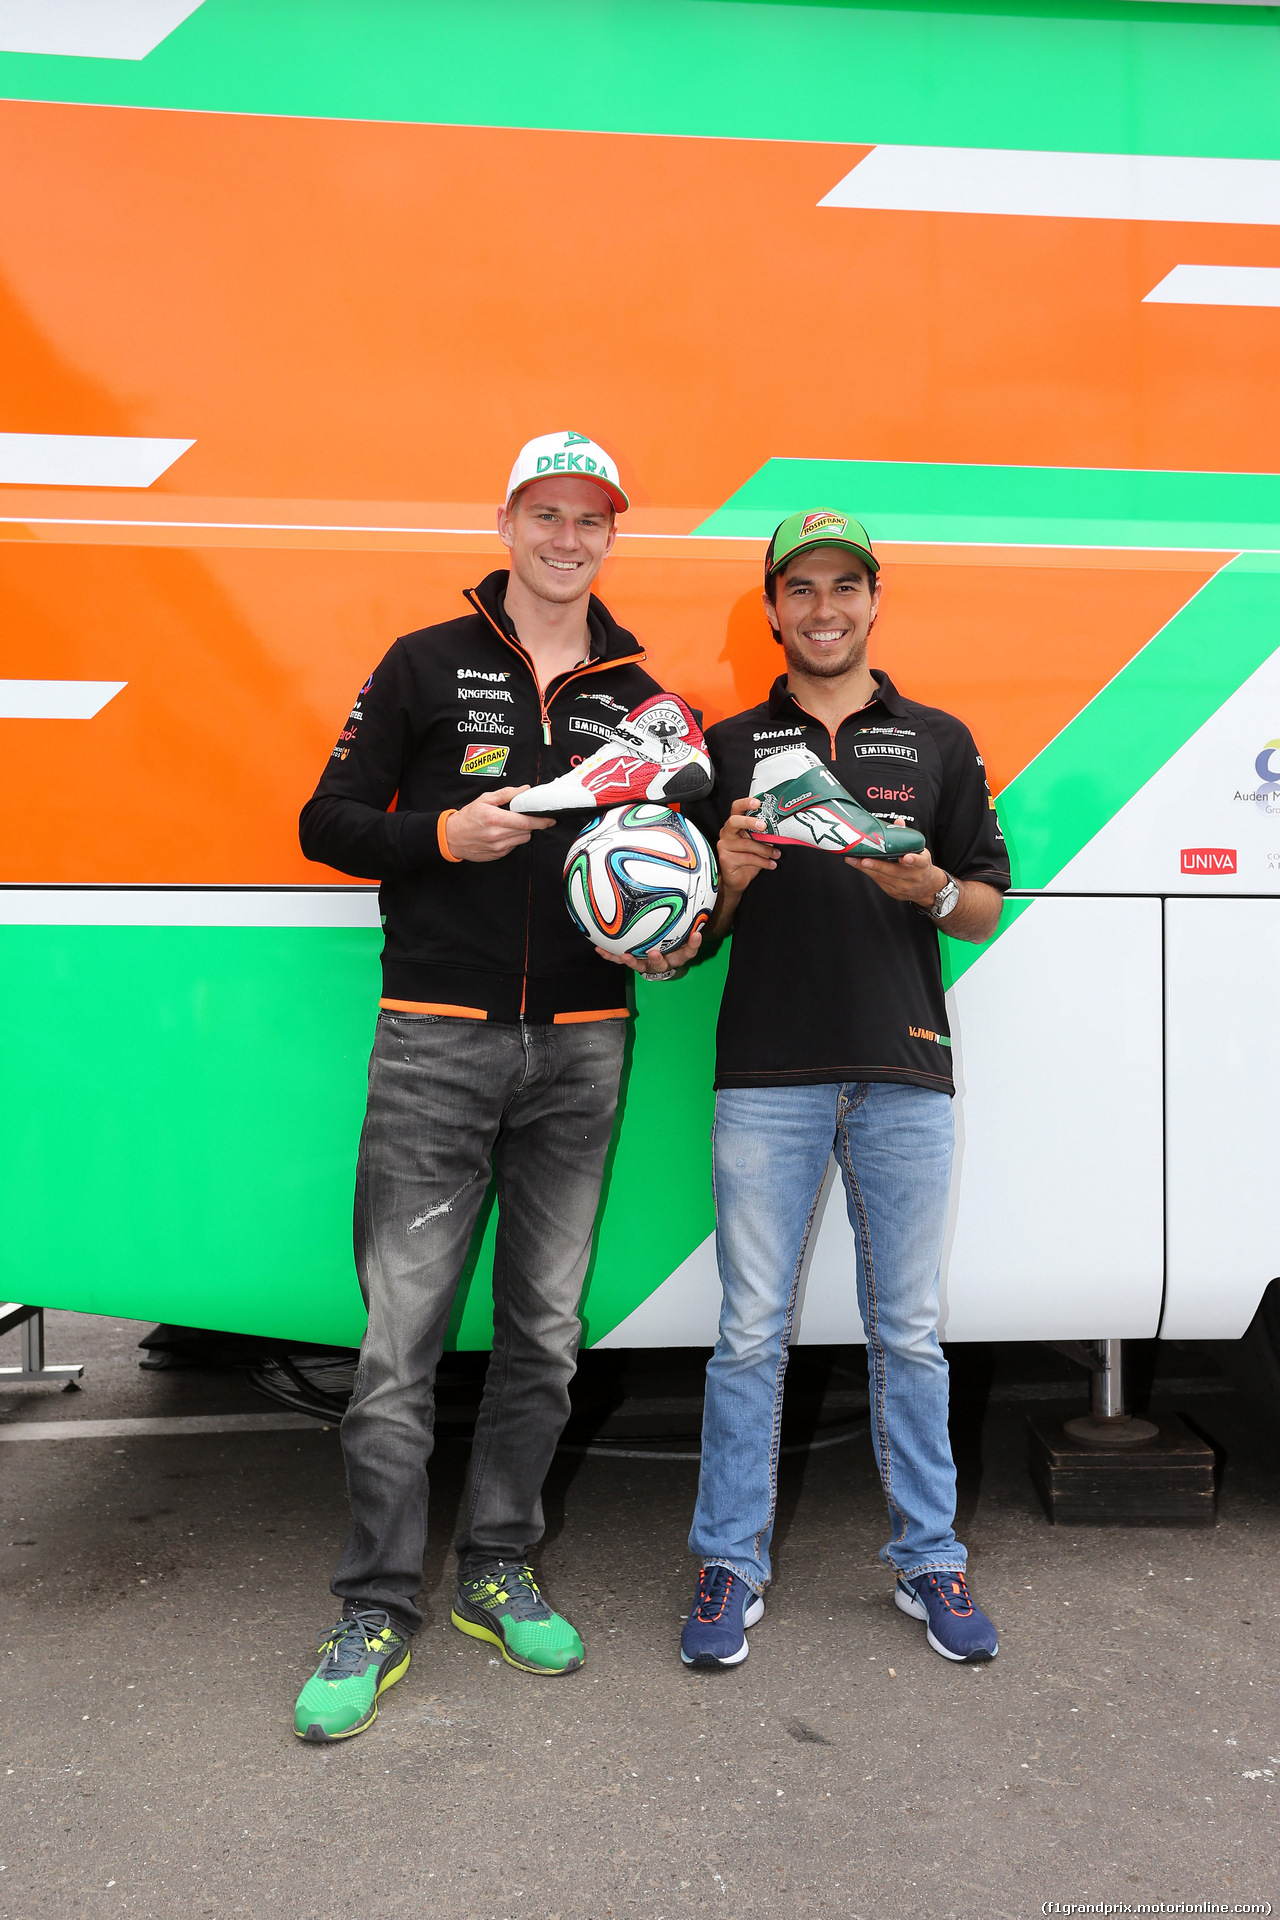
[{"x1": 294, "y1": 433, "x2": 699, "y2": 1739}]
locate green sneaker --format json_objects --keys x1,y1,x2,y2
[
  {"x1": 749, "y1": 745, "x2": 926, "y2": 859},
  {"x1": 293, "y1": 1608, "x2": 411, "y2": 1742},
  {"x1": 451, "y1": 1563, "x2": 584, "y2": 1675}
]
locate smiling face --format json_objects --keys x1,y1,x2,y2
[
  {"x1": 497, "y1": 477, "x2": 617, "y2": 606},
  {"x1": 764, "y1": 544, "x2": 881, "y2": 680}
]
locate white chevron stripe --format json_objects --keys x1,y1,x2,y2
[
  {"x1": 0, "y1": 680, "x2": 126, "y2": 719},
  {"x1": 1145, "y1": 264, "x2": 1280, "y2": 306},
  {"x1": 820, "y1": 146, "x2": 1280, "y2": 225},
  {"x1": 0, "y1": 1, "x2": 204, "y2": 59},
  {"x1": 0, "y1": 888, "x2": 381, "y2": 928},
  {"x1": 0, "y1": 433, "x2": 194, "y2": 488}
]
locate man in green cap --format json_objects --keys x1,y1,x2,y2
[{"x1": 679, "y1": 511, "x2": 1010, "y2": 1670}]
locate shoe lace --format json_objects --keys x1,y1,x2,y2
[
  {"x1": 927, "y1": 1572, "x2": 975, "y2": 1618},
  {"x1": 469, "y1": 1563, "x2": 551, "y2": 1622},
  {"x1": 694, "y1": 1565, "x2": 736, "y2": 1624},
  {"x1": 318, "y1": 1609, "x2": 395, "y2": 1675}
]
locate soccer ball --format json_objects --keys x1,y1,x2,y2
[{"x1": 563, "y1": 805, "x2": 719, "y2": 958}]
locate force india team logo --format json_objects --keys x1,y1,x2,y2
[{"x1": 460, "y1": 744, "x2": 510, "y2": 776}]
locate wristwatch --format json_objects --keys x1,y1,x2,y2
[{"x1": 927, "y1": 873, "x2": 961, "y2": 921}]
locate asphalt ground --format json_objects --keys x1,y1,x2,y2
[{"x1": 1, "y1": 1312, "x2": 1277, "y2": 1920}]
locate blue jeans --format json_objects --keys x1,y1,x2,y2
[
  {"x1": 690, "y1": 1081, "x2": 964, "y2": 1593},
  {"x1": 331, "y1": 1011, "x2": 625, "y2": 1636}
]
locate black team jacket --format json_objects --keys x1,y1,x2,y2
[{"x1": 299, "y1": 569, "x2": 664, "y2": 1024}]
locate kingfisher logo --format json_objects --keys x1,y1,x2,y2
[{"x1": 1180, "y1": 847, "x2": 1237, "y2": 874}]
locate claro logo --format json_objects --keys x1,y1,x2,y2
[{"x1": 1181, "y1": 847, "x2": 1237, "y2": 874}]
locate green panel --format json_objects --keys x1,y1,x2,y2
[
  {"x1": 0, "y1": 924, "x2": 380, "y2": 1346},
  {"x1": 1, "y1": 0, "x2": 1279, "y2": 158},
  {"x1": 695, "y1": 457, "x2": 1280, "y2": 551},
  {"x1": 0, "y1": 921, "x2": 722, "y2": 1349}
]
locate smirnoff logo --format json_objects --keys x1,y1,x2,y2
[{"x1": 1180, "y1": 847, "x2": 1237, "y2": 874}]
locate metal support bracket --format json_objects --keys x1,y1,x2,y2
[
  {"x1": 0, "y1": 1305, "x2": 84, "y2": 1388},
  {"x1": 1046, "y1": 1336, "x2": 1157, "y2": 1447}
]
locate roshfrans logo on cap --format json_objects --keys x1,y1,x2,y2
[{"x1": 800, "y1": 511, "x2": 849, "y2": 539}]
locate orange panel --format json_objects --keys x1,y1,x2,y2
[
  {"x1": 0, "y1": 102, "x2": 1251, "y2": 879},
  {"x1": 0, "y1": 537, "x2": 1215, "y2": 882},
  {"x1": 1, "y1": 102, "x2": 1278, "y2": 501}
]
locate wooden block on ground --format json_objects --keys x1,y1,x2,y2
[{"x1": 1027, "y1": 1412, "x2": 1216, "y2": 1526}]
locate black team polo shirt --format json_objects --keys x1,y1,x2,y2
[{"x1": 686, "y1": 670, "x2": 1011, "y2": 1094}]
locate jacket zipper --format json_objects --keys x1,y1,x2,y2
[
  {"x1": 787, "y1": 692, "x2": 876, "y2": 762},
  {"x1": 466, "y1": 591, "x2": 647, "y2": 1015}
]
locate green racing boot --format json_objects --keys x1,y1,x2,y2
[
  {"x1": 294, "y1": 1608, "x2": 411, "y2": 1742},
  {"x1": 749, "y1": 745, "x2": 926, "y2": 859},
  {"x1": 451, "y1": 1562, "x2": 585, "y2": 1675}
]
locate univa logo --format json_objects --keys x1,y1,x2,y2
[{"x1": 1180, "y1": 847, "x2": 1237, "y2": 874}]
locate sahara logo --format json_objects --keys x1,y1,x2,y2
[
  {"x1": 1180, "y1": 847, "x2": 1236, "y2": 874},
  {"x1": 460, "y1": 744, "x2": 510, "y2": 776}
]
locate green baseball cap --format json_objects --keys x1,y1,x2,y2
[{"x1": 764, "y1": 509, "x2": 879, "y2": 584}]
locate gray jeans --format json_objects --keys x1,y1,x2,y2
[{"x1": 331, "y1": 1010, "x2": 625, "y2": 1635}]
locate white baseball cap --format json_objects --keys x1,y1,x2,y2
[{"x1": 505, "y1": 430, "x2": 629, "y2": 514}]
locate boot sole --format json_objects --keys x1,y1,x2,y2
[
  {"x1": 749, "y1": 828, "x2": 916, "y2": 860},
  {"x1": 450, "y1": 1607, "x2": 583, "y2": 1676},
  {"x1": 295, "y1": 1643, "x2": 411, "y2": 1742}
]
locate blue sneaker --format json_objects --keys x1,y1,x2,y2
[
  {"x1": 895, "y1": 1570, "x2": 998, "y2": 1663},
  {"x1": 680, "y1": 1564, "x2": 765, "y2": 1668}
]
